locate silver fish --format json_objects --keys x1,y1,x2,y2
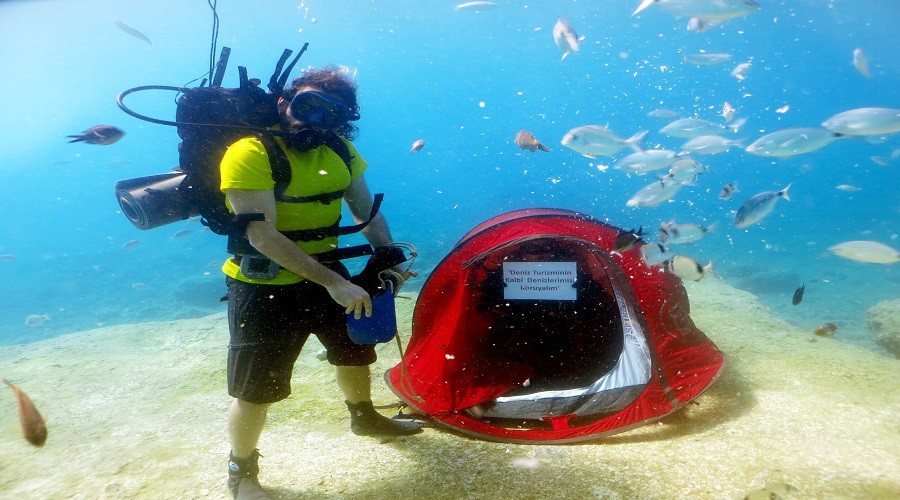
[
  {"x1": 852, "y1": 48, "x2": 872, "y2": 79},
  {"x1": 822, "y1": 107, "x2": 900, "y2": 136},
  {"x1": 827, "y1": 240, "x2": 900, "y2": 264},
  {"x1": 665, "y1": 255, "x2": 713, "y2": 281},
  {"x1": 633, "y1": 0, "x2": 761, "y2": 21},
  {"x1": 731, "y1": 61, "x2": 751, "y2": 81},
  {"x1": 686, "y1": 17, "x2": 726, "y2": 32},
  {"x1": 648, "y1": 109, "x2": 679, "y2": 119},
  {"x1": 455, "y1": 1, "x2": 498, "y2": 11},
  {"x1": 870, "y1": 156, "x2": 890, "y2": 166},
  {"x1": 745, "y1": 127, "x2": 841, "y2": 157},
  {"x1": 719, "y1": 182, "x2": 738, "y2": 200},
  {"x1": 683, "y1": 53, "x2": 732, "y2": 66},
  {"x1": 680, "y1": 135, "x2": 742, "y2": 155},
  {"x1": 660, "y1": 118, "x2": 734, "y2": 139},
  {"x1": 626, "y1": 178, "x2": 688, "y2": 208},
  {"x1": 734, "y1": 184, "x2": 791, "y2": 228},
  {"x1": 114, "y1": 20, "x2": 152, "y2": 45},
  {"x1": 553, "y1": 18, "x2": 581, "y2": 61},
  {"x1": 24, "y1": 314, "x2": 49, "y2": 327},
  {"x1": 640, "y1": 242, "x2": 672, "y2": 266},
  {"x1": 835, "y1": 184, "x2": 861, "y2": 192},
  {"x1": 658, "y1": 220, "x2": 717, "y2": 244},
  {"x1": 663, "y1": 158, "x2": 708, "y2": 182},
  {"x1": 410, "y1": 139, "x2": 425, "y2": 153},
  {"x1": 722, "y1": 101, "x2": 735, "y2": 122},
  {"x1": 614, "y1": 149, "x2": 677, "y2": 175},
  {"x1": 172, "y1": 229, "x2": 194, "y2": 239},
  {"x1": 561, "y1": 126, "x2": 647, "y2": 158}
]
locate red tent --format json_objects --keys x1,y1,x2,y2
[{"x1": 386, "y1": 208, "x2": 724, "y2": 443}]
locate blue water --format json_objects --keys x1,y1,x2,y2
[{"x1": 0, "y1": 0, "x2": 897, "y2": 351}]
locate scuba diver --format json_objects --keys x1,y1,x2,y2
[{"x1": 221, "y1": 66, "x2": 422, "y2": 498}]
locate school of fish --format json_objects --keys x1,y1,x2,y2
[{"x1": 528, "y1": 2, "x2": 899, "y2": 282}]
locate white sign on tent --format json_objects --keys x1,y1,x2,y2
[{"x1": 502, "y1": 261, "x2": 577, "y2": 301}]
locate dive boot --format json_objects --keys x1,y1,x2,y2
[
  {"x1": 227, "y1": 450, "x2": 269, "y2": 499},
  {"x1": 346, "y1": 400, "x2": 423, "y2": 437}
]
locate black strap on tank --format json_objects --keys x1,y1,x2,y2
[{"x1": 267, "y1": 44, "x2": 309, "y2": 95}]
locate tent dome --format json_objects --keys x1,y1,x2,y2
[{"x1": 386, "y1": 208, "x2": 724, "y2": 443}]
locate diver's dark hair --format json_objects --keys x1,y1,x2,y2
[{"x1": 285, "y1": 66, "x2": 359, "y2": 140}]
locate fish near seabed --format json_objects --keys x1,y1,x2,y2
[
  {"x1": 67, "y1": 125, "x2": 125, "y2": 145},
  {"x1": 553, "y1": 18, "x2": 581, "y2": 61},
  {"x1": 733, "y1": 184, "x2": 791, "y2": 228},
  {"x1": 3, "y1": 379, "x2": 48, "y2": 447},
  {"x1": 640, "y1": 242, "x2": 671, "y2": 266},
  {"x1": 827, "y1": 240, "x2": 900, "y2": 264},
  {"x1": 665, "y1": 255, "x2": 712, "y2": 282},
  {"x1": 812, "y1": 322, "x2": 838, "y2": 337},
  {"x1": 658, "y1": 220, "x2": 716, "y2": 245},
  {"x1": 792, "y1": 284, "x2": 805, "y2": 305},
  {"x1": 514, "y1": 130, "x2": 550, "y2": 152},
  {"x1": 614, "y1": 226, "x2": 644, "y2": 253}
]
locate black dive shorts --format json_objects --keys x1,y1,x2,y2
[{"x1": 226, "y1": 262, "x2": 377, "y2": 405}]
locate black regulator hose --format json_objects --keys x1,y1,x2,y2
[
  {"x1": 115, "y1": 84, "x2": 285, "y2": 135},
  {"x1": 115, "y1": 85, "x2": 187, "y2": 127}
]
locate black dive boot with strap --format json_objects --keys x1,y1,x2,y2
[
  {"x1": 346, "y1": 401, "x2": 423, "y2": 437},
  {"x1": 228, "y1": 450, "x2": 269, "y2": 499}
]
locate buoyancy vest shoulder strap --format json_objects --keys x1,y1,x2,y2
[
  {"x1": 259, "y1": 132, "x2": 352, "y2": 205},
  {"x1": 256, "y1": 132, "x2": 292, "y2": 190}
]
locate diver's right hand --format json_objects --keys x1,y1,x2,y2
[{"x1": 326, "y1": 280, "x2": 373, "y2": 319}]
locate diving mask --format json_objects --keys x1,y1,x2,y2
[{"x1": 289, "y1": 90, "x2": 358, "y2": 129}]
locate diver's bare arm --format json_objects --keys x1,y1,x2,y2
[
  {"x1": 344, "y1": 175, "x2": 394, "y2": 247},
  {"x1": 225, "y1": 188, "x2": 372, "y2": 316},
  {"x1": 344, "y1": 175, "x2": 416, "y2": 281}
]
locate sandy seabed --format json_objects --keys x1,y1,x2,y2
[{"x1": 0, "y1": 280, "x2": 897, "y2": 499}]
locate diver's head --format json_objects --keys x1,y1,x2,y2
[{"x1": 278, "y1": 66, "x2": 360, "y2": 139}]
